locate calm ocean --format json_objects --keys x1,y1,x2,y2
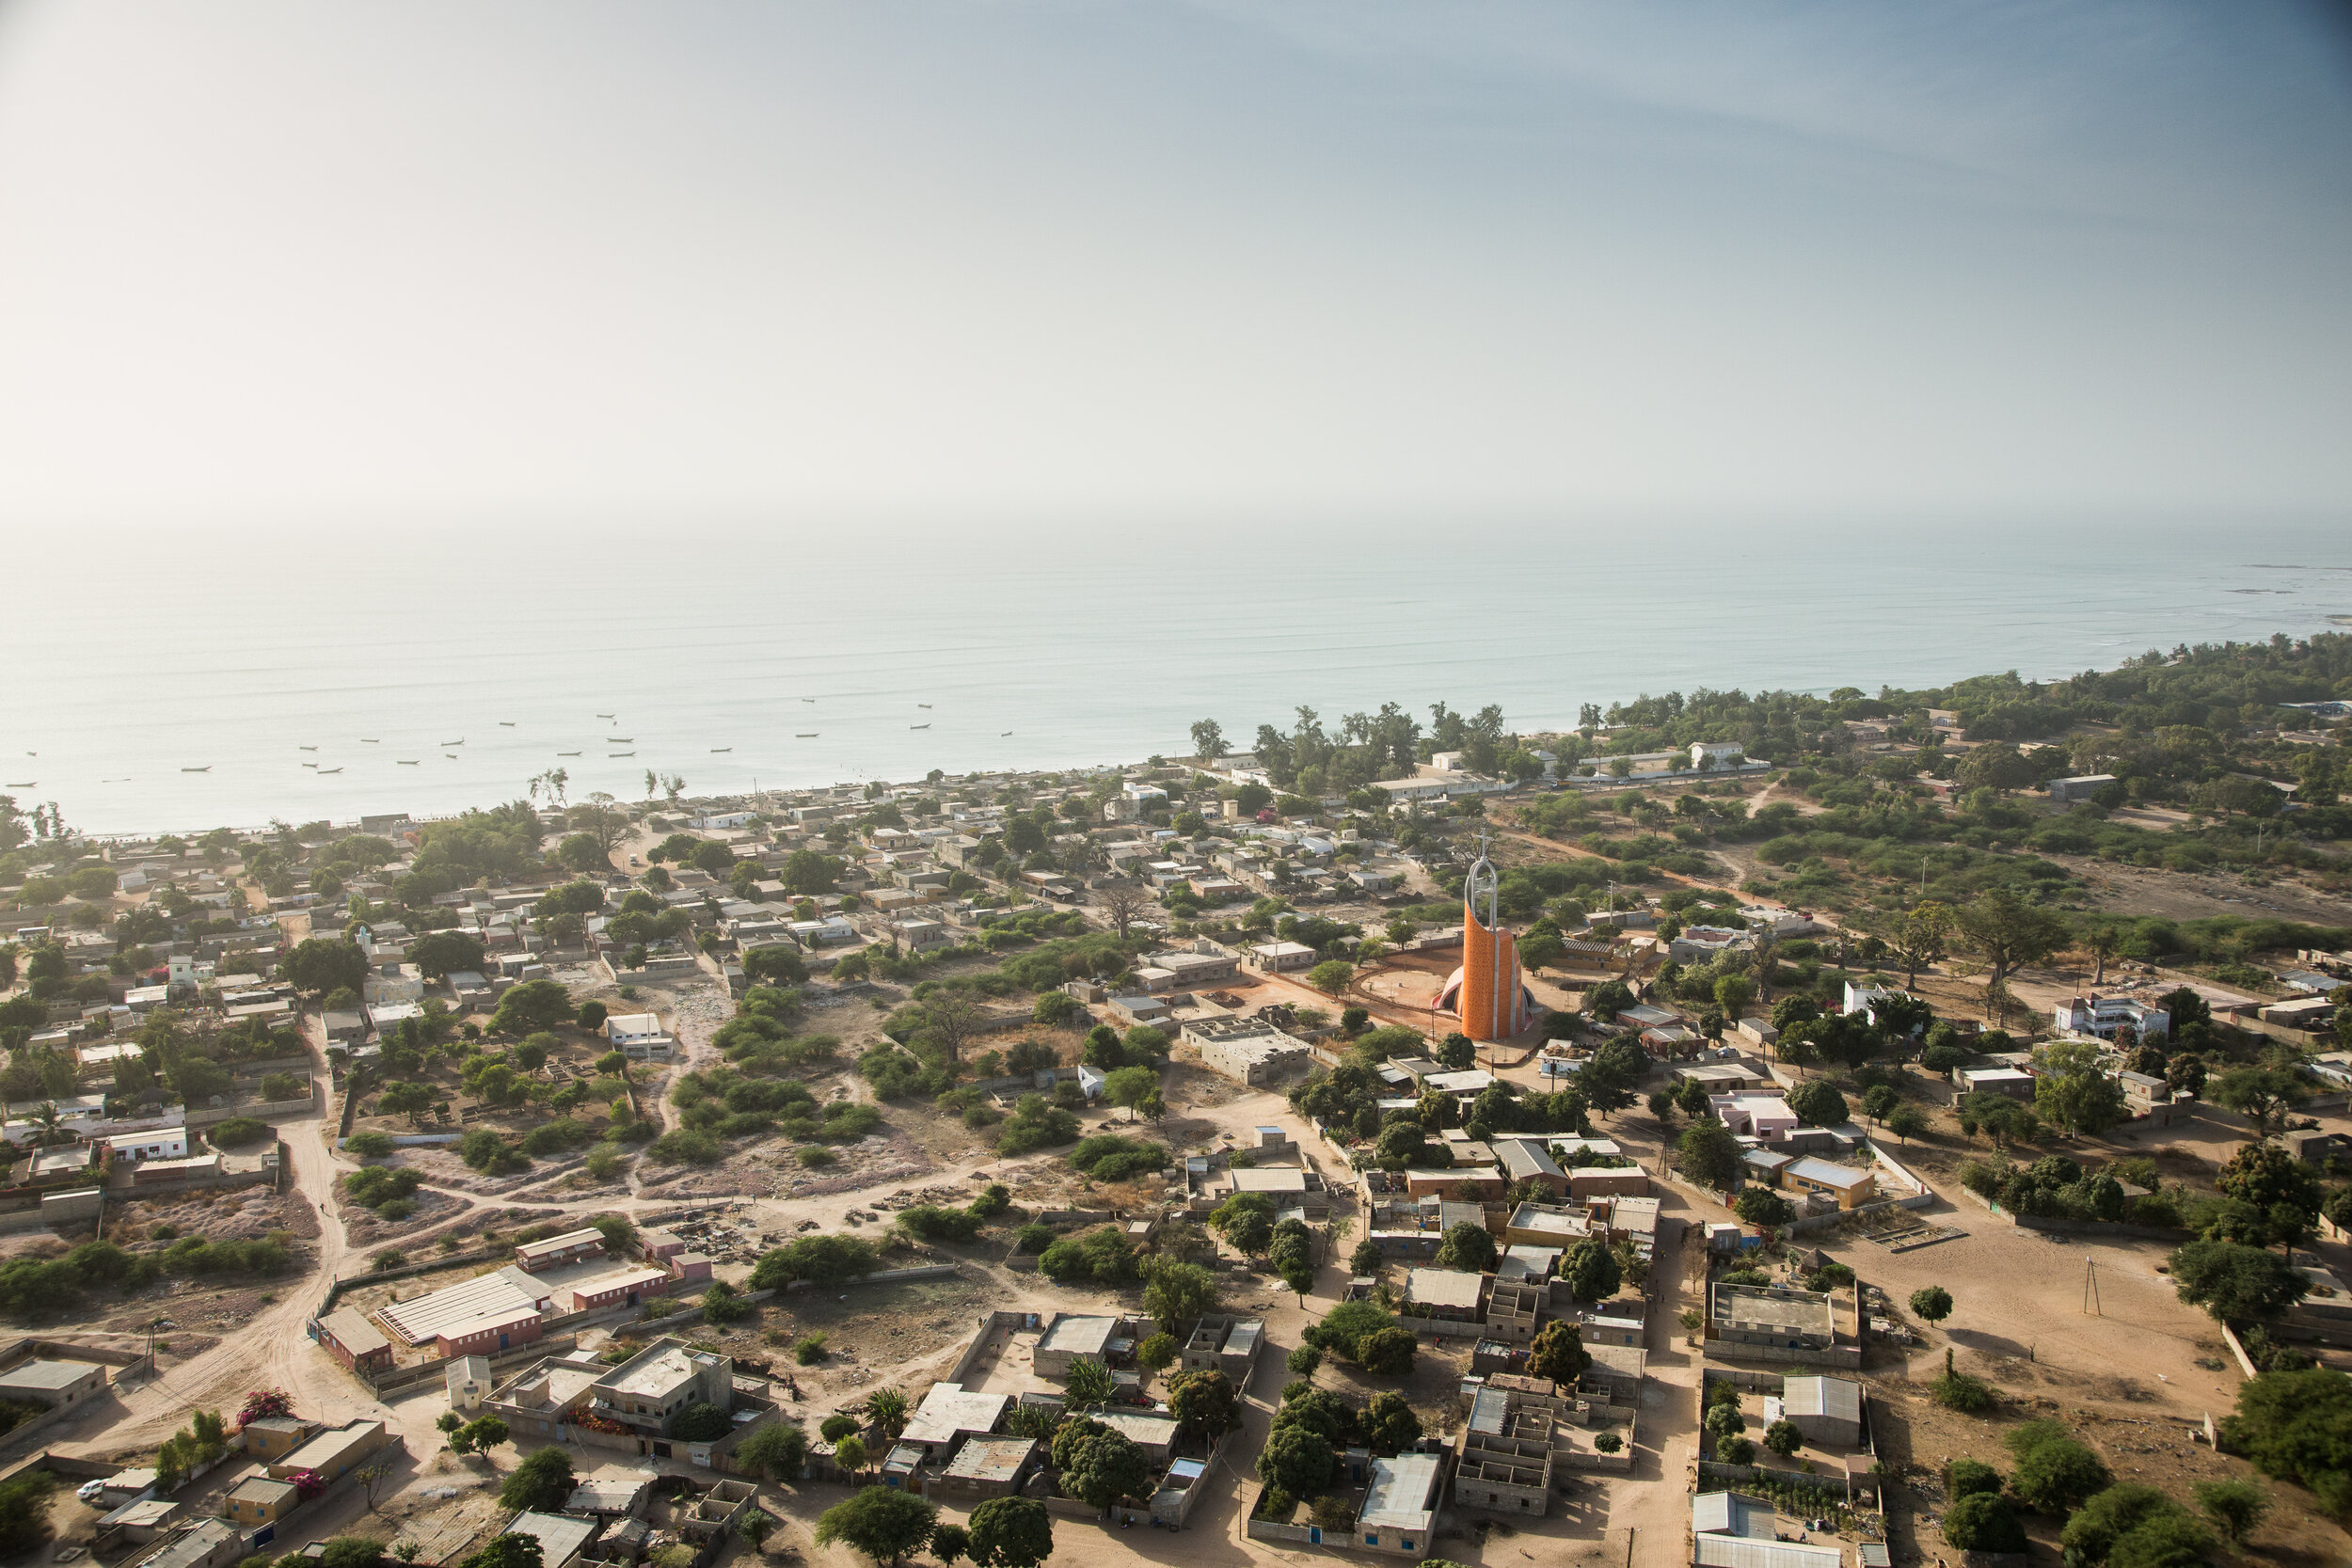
[{"x1": 5, "y1": 515, "x2": 2346, "y2": 836}]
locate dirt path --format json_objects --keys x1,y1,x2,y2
[{"x1": 51, "y1": 1087, "x2": 357, "y2": 1459}]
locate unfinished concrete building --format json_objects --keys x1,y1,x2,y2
[
  {"x1": 1710, "y1": 1282, "x2": 1837, "y2": 1354},
  {"x1": 1485, "y1": 1281, "x2": 1542, "y2": 1344},
  {"x1": 1453, "y1": 1383, "x2": 1557, "y2": 1515}
]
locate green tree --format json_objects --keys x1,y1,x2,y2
[
  {"x1": 1733, "y1": 1187, "x2": 1794, "y2": 1227},
  {"x1": 2006, "y1": 1422, "x2": 2113, "y2": 1514},
  {"x1": 1563, "y1": 1237, "x2": 1623, "y2": 1301},
  {"x1": 815, "y1": 1486, "x2": 938, "y2": 1567},
  {"x1": 460, "y1": 1535, "x2": 542, "y2": 1568},
  {"x1": 1435, "y1": 1221, "x2": 1496, "y2": 1273},
  {"x1": 2168, "y1": 1239, "x2": 2309, "y2": 1323},
  {"x1": 1166, "y1": 1368, "x2": 1244, "y2": 1440},
  {"x1": 282, "y1": 937, "x2": 368, "y2": 996},
  {"x1": 967, "y1": 1497, "x2": 1055, "y2": 1568},
  {"x1": 0, "y1": 1471, "x2": 53, "y2": 1559},
  {"x1": 1356, "y1": 1326, "x2": 1416, "y2": 1374},
  {"x1": 2060, "y1": 1483, "x2": 2213, "y2": 1566},
  {"x1": 2211, "y1": 1068, "x2": 2312, "y2": 1139},
  {"x1": 1787, "y1": 1079, "x2": 1847, "y2": 1127},
  {"x1": 410, "y1": 929, "x2": 488, "y2": 981},
  {"x1": 1257, "y1": 1425, "x2": 1338, "y2": 1497},
  {"x1": 1306, "y1": 959, "x2": 1355, "y2": 997},
  {"x1": 2191, "y1": 1478, "x2": 2270, "y2": 1545},
  {"x1": 1883, "y1": 1103, "x2": 1931, "y2": 1144},
  {"x1": 489, "y1": 978, "x2": 575, "y2": 1035},
  {"x1": 733, "y1": 1420, "x2": 808, "y2": 1481},
  {"x1": 1909, "y1": 1286, "x2": 1954, "y2": 1324},
  {"x1": 1953, "y1": 891, "x2": 2070, "y2": 1020},
  {"x1": 1055, "y1": 1419, "x2": 1151, "y2": 1508},
  {"x1": 1141, "y1": 1259, "x2": 1217, "y2": 1327},
  {"x1": 1762, "y1": 1418, "x2": 1803, "y2": 1457},
  {"x1": 1677, "y1": 1119, "x2": 1742, "y2": 1189},
  {"x1": 1526, "y1": 1320, "x2": 1590, "y2": 1384},
  {"x1": 1941, "y1": 1494, "x2": 2027, "y2": 1553},
  {"x1": 498, "y1": 1447, "x2": 576, "y2": 1512},
  {"x1": 2031, "y1": 1038, "x2": 2130, "y2": 1137},
  {"x1": 751, "y1": 1233, "x2": 882, "y2": 1289}
]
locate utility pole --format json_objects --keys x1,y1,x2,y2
[{"x1": 2083, "y1": 1257, "x2": 2102, "y2": 1316}]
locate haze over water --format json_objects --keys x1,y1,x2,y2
[{"x1": 4, "y1": 515, "x2": 2344, "y2": 835}]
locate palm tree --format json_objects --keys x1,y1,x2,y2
[{"x1": 865, "y1": 1388, "x2": 910, "y2": 1440}]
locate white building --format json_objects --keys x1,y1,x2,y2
[{"x1": 2052, "y1": 994, "x2": 2170, "y2": 1041}]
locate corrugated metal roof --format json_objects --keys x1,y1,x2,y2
[{"x1": 1693, "y1": 1537, "x2": 1844, "y2": 1568}]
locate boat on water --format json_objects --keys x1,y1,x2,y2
[
  {"x1": 302, "y1": 763, "x2": 319, "y2": 769},
  {"x1": 610, "y1": 751, "x2": 636, "y2": 757},
  {"x1": 440, "y1": 738, "x2": 465, "y2": 746},
  {"x1": 608, "y1": 736, "x2": 633, "y2": 742},
  {"x1": 499, "y1": 721, "x2": 516, "y2": 727},
  {"x1": 910, "y1": 722, "x2": 930, "y2": 730},
  {"x1": 918, "y1": 703, "x2": 932, "y2": 708},
  {"x1": 558, "y1": 751, "x2": 580, "y2": 756},
  {"x1": 796, "y1": 733, "x2": 818, "y2": 738},
  {"x1": 445, "y1": 753, "x2": 459, "y2": 759},
  {"x1": 801, "y1": 698, "x2": 817, "y2": 704},
  {"x1": 596, "y1": 712, "x2": 615, "y2": 719},
  {"x1": 182, "y1": 766, "x2": 211, "y2": 772},
  {"x1": 298, "y1": 745, "x2": 317, "y2": 752},
  {"x1": 361, "y1": 737, "x2": 380, "y2": 743},
  {"x1": 1002, "y1": 731, "x2": 1013, "y2": 736},
  {"x1": 710, "y1": 747, "x2": 732, "y2": 752},
  {"x1": 5, "y1": 782, "x2": 34, "y2": 788},
  {"x1": 397, "y1": 760, "x2": 420, "y2": 766},
  {"x1": 318, "y1": 767, "x2": 342, "y2": 774}
]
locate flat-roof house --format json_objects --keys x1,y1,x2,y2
[
  {"x1": 105, "y1": 1129, "x2": 188, "y2": 1163},
  {"x1": 267, "y1": 1420, "x2": 392, "y2": 1483},
  {"x1": 1034, "y1": 1314, "x2": 1120, "y2": 1379},
  {"x1": 2053, "y1": 993, "x2": 2171, "y2": 1041},
  {"x1": 502, "y1": 1511, "x2": 603, "y2": 1568},
  {"x1": 239, "y1": 1417, "x2": 318, "y2": 1463},
  {"x1": 1223, "y1": 1165, "x2": 1330, "y2": 1212},
  {"x1": 901, "y1": 1383, "x2": 1008, "y2": 1450},
  {"x1": 436, "y1": 1306, "x2": 546, "y2": 1360},
  {"x1": 585, "y1": 1338, "x2": 735, "y2": 1438},
  {"x1": 1780, "y1": 1375, "x2": 1865, "y2": 1447},
  {"x1": 604, "y1": 1012, "x2": 676, "y2": 1062},
  {"x1": 126, "y1": 1518, "x2": 243, "y2": 1568},
  {"x1": 1780, "y1": 1159, "x2": 1875, "y2": 1210},
  {"x1": 935, "y1": 1437, "x2": 1039, "y2": 1500},
  {"x1": 2048, "y1": 774, "x2": 2118, "y2": 804},
  {"x1": 223, "y1": 1477, "x2": 298, "y2": 1529},
  {"x1": 1247, "y1": 941, "x2": 1317, "y2": 973},
  {"x1": 1404, "y1": 1268, "x2": 1487, "y2": 1322},
  {"x1": 1185, "y1": 1016, "x2": 1313, "y2": 1087},
  {"x1": 1958, "y1": 1067, "x2": 2035, "y2": 1101},
  {"x1": 316, "y1": 1307, "x2": 393, "y2": 1374},
  {"x1": 568, "y1": 1267, "x2": 675, "y2": 1314},
  {"x1": 516, "y1": 1228, "x2": 608, "y2": 1272},
  {"x1": 0, "y1": 1358, "x2": 104, "y2": 1407},
  {"x1": 1179, "y1": 1315, "x2": 1265, "y2": 1380},
  {"x1": 1354, "y1": 1451, "x2": 1442, "y2": 1558},
  {"x1": 1709, "y1": 1094, "x2": 1797, "y2": 1144}
]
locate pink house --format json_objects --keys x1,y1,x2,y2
[{"x1": 1708, "y1": 1093, "x2": 1798, "y2": 1145}]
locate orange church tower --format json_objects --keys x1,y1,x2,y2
[{"x1": 1438, "y1": 832, "x2": 1532, "y2": 1041}]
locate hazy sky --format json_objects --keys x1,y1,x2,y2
[{"x1": 0, "y1": 0, "x2": 2346, "y2": 527}]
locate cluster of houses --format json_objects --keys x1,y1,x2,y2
[{"x1": 314, "y1": 1226, "x2": 714, "y2": 1374}]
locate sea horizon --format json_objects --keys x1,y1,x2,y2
[{"x1": 4, "y1": 513, "x2": 2347, "y2": 836}]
